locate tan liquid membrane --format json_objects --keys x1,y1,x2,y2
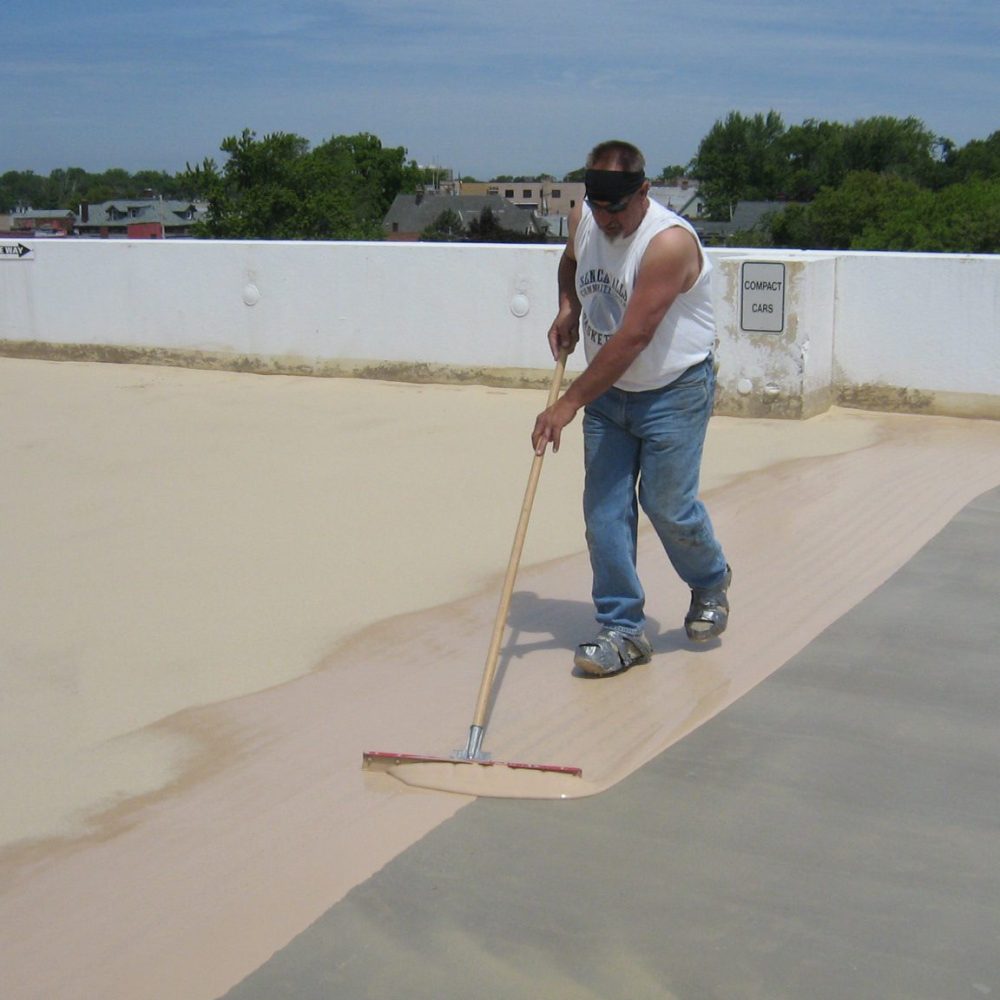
[{"x1": 2, "y1": 357, "x2": 1000, "y2": 1000}]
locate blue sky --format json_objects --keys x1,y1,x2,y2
[{"x1": 4, "y1": 0, "x2": 998, "y2": 180}]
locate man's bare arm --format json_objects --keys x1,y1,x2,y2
[{"x1": 547, "y1": 204, "x2": 583, "y2": 359}]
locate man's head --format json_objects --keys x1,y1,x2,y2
[{"x1": 584, "y1": 140, "x2": 650, "y2": 240}]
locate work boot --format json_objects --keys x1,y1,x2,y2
[
  {"x1": 574, "y1": 628, "x2": 652, "y2": 677},
  {"x1": 685, "y1": 564, "x2": 732, "y2": 642}
]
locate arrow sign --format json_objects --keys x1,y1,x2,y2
[{"x1": 0, "y1": 242, "x2": 34, "y2": 259}]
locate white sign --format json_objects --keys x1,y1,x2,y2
[
  {"x1": 0, "y1": 242, "x2": 33, "y2": 260},
  {"x1": 740, "y1": 261, "x2": 785, "y2": 333}
]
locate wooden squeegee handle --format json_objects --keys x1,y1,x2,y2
[{"x1": 471, "y1": 348, "x2": 569, "y2": 730}]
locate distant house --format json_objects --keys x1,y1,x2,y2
[
  {"x1": 76, "y1": 199, "x2": 207, "y2": 238},
  {"x1": 11, "y1": 209, "x2": 75, "y2": 236},
  {"x1": 536, "y1": 213, "x2": 571, "y2": 241},
  {"x1": 694, "y1": 201, "x2": 794, "y2": 244},
  {"x1": 383, "y1": 193, "x2": 543, "y2": 242},
  {"x1": 649, "y1": 181, "x2": 703, "y2": 218}
]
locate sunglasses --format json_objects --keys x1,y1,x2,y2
[{"x1": 584, "y1": 190, "x2": 638, "y2": 214}]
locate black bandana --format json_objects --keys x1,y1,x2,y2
[{"x1": 584, "y1": 169, "x2": 646, "y2": 204}]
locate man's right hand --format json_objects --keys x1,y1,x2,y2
[{"x1": 532, "y1": 396, "x2": 579, "y2": 455}]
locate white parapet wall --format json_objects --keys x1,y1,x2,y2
[
  {"x1": 1, "y1": 237, "x2": 998, "y2": 417},
  {"x1": 833, "y1": 252, "x2": 1000, "y2": 418},
  {"x1": 0, "y1": 239, "x2": 573, "y2": 389}
]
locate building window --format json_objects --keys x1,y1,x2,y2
[
  {"x1": 552, "y1": 189, "x2": 561, "y2": 198},
  {"x1": 523, "y1": 189, "x2": 532, "y2": 198},
  {"x1": 504, "y1": 189, "x2": 514, "y2": 198}
]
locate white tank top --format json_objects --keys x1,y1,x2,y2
[{"x1": 575, "y1": 199, "x2": 716, "y2": 391}]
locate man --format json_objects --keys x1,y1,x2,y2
[{"x1": 531, "y1": 139, "x2": 731, "y2": 677}]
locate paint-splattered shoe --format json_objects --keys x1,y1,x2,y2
[
  {"x1": 574, "y1": 628, "x2": 652, "y2": 677},
  {"x1": 685, "y1": 564, "x2": 732, "y2": 642}
]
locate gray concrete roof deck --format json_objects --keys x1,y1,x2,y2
[{"x1": 221, "y1": 485, "x2": 1000, "y2": 1000}]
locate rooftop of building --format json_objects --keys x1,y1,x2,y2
[
  {"x1": 1, "y1": 351, "x2": 998, "y2": 998},
  {"x1": 382, "y1": 191, "x2": 542, "y2": 238}
]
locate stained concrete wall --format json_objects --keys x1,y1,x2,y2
[
  {"x1": 833, "y1": 252, "x2": 1000, "y2": 418},
  {"x1": 1, "y1": 238, "x2": 998, "y2": 417},
  {"x1": 0, "y1": 240, "x2": 566, "y2": 389},
  {"x1": 711, "y1": 252, "x2": 837, "y2": 419}
]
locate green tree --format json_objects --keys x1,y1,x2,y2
[
  {"x1": 127, "y1": 169, "x2": 198, "y2": 199},
  {"x1": 0, "y1": 170, "x2": 48, "y2": 211},
  {"x1": 944, "y1": 131, "x2": 1000, "y2": 184},
  {"x1": 81, "y1": 167, "x2": 141, "y2": 204},
  {"x1": 286, "y1": 153, "x2": 363, "y2": 239},
  {"x1": 186, "y1": 130, "x2": 309, "y2": 238},
  {"x1": 186, "y1": 129, "x2": 419, "y2": 239},
  {"x1": 853, "y1": 177, "x2": 1000, "y2": 252},
  {"x1": 657, "y1": 165, "x2": 690, "y2": 181},
  {"x1": 466, "y1": 207, "x2": 545, "y2": 243},
  {"x1": 935, "y1": 178, "x2": 1000, "y2": 251},
  {"x1": 779, "y1": 119, "x2": 848, "y2": 199},
  {"x1": 312, "y1": 133, "x2": 422, "y2": 229},
  {"x1": 420, "y1": 208, "x2": 466, "y2": 241},
  {"x1": 96, "y1": 168, "x2": 133, "y2": 195},
  {"x1": 44, "y1": 167, "x2": 90, "y2": 209},
  {"x1": 692, "y1": 111, "x2": 944, "y2": 217},
  {"x1": 769, "y1": 172, "x2": 927, "y2": 249},
  {"x1": 418, "y1": 206, "x2": 545, "y2": 243},
  {"x1": 690, "y1": 110, "x2": 787, "y2": 219},
  {"x1": 840, "y1": 116, "x2": 938, "y2": 185}
]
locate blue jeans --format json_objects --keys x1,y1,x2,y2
[{"x1": 582, "y1": 356, "x2": 728, "y2": 636}]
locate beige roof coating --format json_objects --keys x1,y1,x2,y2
[{"x1": 2, "y1": 357, "x2": 1000, "y2": 1000}]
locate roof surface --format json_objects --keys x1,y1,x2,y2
[
  {"x1": 224, "y1": 483, "x2": 1000, "y2": 1000},
  {"x1": 77, "y1": 198, "x2": 207, "y2": 227},
  {"x1": 2, "y1": 357, "x2": 998, "y2": 1000},
  {"x1": 383, "y1": 193, "x2": 540, "y2": 235}
]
